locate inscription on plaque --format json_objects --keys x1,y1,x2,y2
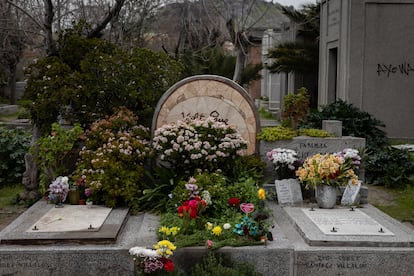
[
  {"x1": 341, "y1": 181, "x2": 361, "y2": 205},
  {"x1": 275, "y1": 179, "x2": 303, "y2": 204},
  {"x1": 302, "y1": 208, "x2": 394, "y2": 236}
]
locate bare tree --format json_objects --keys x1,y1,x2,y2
[
  {"x1": 203, "y1": 0, "x2": 270, "y2": 83},
  {"x1": 0, "y1": 0, "x2": 26, "y2": 104}
]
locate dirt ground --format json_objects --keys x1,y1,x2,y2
[{"x1": 0, "y1": 185, "x2": 412, "y2": 231}]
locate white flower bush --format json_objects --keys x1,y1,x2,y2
[
  {"x1": 153, "y1": 117, "x2": 247, "y2": 174},
  {"x1": 266, "y1": 148, "x2": 299, "y2": 179}
]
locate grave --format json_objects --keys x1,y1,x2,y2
[{"x1": 1, "y1": 75, "x2": 413, "y2": 275}]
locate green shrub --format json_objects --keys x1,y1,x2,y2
[
  {"x1": 257, "y1": 126, "x2": 330, "y2": 141},
  {"x1": 34, "y1": 123, "x2": 83, "y2": 193},
  {"x1": 281, "y1": 87, "x2": 310, "y2": 129},
  {"x1": 24, "y1": 31, "x2": 184, "y2": 135},
  {"x1": 0, "y1": 127, "x2": 31, "y2": 187},
  {"x1": 302, "y1": 99, "x2": 387, "y2": 149},
  {"x1": 256, "y1": 126, "x2": 297, "y2": 141},
  {"x1": 297, "y1": 128, "x2": 331, "y2": 137},
  {"x1": 365, "y1": 147, "x2": 414, "y2": 189}
]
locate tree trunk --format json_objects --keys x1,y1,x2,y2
[{"x1": 8, "y1": 64, "x2": 17, "y2": 105}]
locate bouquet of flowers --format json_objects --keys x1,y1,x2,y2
[
  {"x1": 296, "y1": 153, "x2": 359, "y2": 189},
  {"x1": 334, "y1": 148, "x2": 362, "y2": 170},
  {"x1": 48, "y1": 176, "x2": 70, "y2": 203},
  {"x1": 129, "y1": 240, "x2": 176, "y2": 273},
  {"x1": 266, "y1": 148, "x2": 300, "y2": 179}
]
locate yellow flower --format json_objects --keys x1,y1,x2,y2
[
  {"x1": 205, "y1": 222, "x2": 213, "y2": 230},
  {"x1": 159, "y1": 226, "x2": 170, "y2": 235},
  {"x1": 212, "y1": 226, "x2": 222, "y2": 236},
  {"x1": 258, "y1": 188, "x2": 266, "y2": 200},
  {"x1": 170, "y1": 226, "x2": 180, "y2": 236},
  {"x1": 154, "y1": 240, "x2": 177, "y2": 257}
]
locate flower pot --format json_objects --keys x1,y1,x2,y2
[
  {"x1": 69, "y1": 190, "x2": 80, "y2": 205},
  {"x1": 315, "y1": 185, "x2": 337, "y2": 209},
  {"x1": 86, "y1": 201, "x2": 93, "y2": 208},
  {"x1": 79, "y1": 199, "x2": 86, "y2": 205}
]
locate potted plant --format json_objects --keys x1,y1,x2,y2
[
  {"x1": 266, "y1": 148, "x2": 301, "y2": 180},
  {"x1": 48, "y1": 176, "x2": 69, "y2": 208},
  {"x1": 296, "y1": 152, "x2": 359, "y2": 208}
]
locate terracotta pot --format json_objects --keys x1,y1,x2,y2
[{"x1": 79, "y1": 199, "x2": 86, "y2": 205}]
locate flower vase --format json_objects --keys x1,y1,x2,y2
[
  {"x1": 55, "y1": 195, "x2": 64, "y2": 208},
  {"x1": 86, "y1": 201, "x2": 93, "y2": 208},
  {"x1": 315, "y1": 185, "x2": 337, "y2": 209}
]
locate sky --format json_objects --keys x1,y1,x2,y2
[{"x1": 273, "y1": 0, "x2": 318, "y2": 8}]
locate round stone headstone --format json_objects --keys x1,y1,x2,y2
[{"x1": 152, "y1": 75, "x2": 260, "y2": 154}]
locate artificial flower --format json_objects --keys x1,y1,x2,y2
[
  {"x1": 223, "y1": 223, "x2": 231, "y2": 230},
  {"x1": 258, "y1": 188, "x2": 266, "y2": 200},
  {"x1": 228, "y1": 197, "x2": 241, "y2": 207},
  {"x1": 212, "y1": 226, "x2": 223, "y2": 236}
]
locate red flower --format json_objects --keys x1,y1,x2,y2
[
  {"x1": 228, "y1": 197, "x2": 241, "y2": 207},
  {"x1": 163, "y1": 260, "x2": 174, "y2": 272}
]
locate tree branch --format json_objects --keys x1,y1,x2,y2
[
  {"x1": 87, "y1": 0, "x2": 125, "y2": 39},
  {"x1": 6, "y1": 0, "x2": 43, "y2": 30}
]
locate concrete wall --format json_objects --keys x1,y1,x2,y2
[{"x1": 319, "y1": 0, "x2": 414, "y2": 139}]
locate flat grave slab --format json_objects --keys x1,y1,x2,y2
[
  {"x1": 283, "y1": 205, "x2": 414, "y2": 247},
  {"x1": 302, "y1": 208, "x2": 394, "y2": 236},
  {"x1": 0, "y1": 200, "x2": 129, "y2": 245}
]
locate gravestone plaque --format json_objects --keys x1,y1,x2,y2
[
  {"x1": 152, "y1": 75, "x2": 260, "y2": 155},
  {"x1": 341, "y1": 181, "x2": 362, "y2": 206},
  {"x1": 302, "y1": 208, "x2": 394, "y2": 236},
  {"x1": 26, "y1": 205, "x2": 112, "y2": 232},
  {"x1": 275, "y1": 179, "x2": 303, "y2": 204}
]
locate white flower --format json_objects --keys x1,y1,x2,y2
[{"x1": 223, "y1": 223, "x2": 231, "y2": 230}]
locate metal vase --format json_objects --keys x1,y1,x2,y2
[{"x1": 315, "y1": 185, "x2": 337, "y2": 209}]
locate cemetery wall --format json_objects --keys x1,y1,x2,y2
[{"x1": 319, "y1": 0, "x2": 414, "y2": 139}]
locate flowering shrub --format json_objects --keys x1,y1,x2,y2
[
  {"x1": 48, "y1": 176, "x2": 70, "y2": 203},
  {"x1": 296, "y1": 153, "x2": 359, "y2": 189},
  {"x1": 152, "y1": 116, "x2": 247, "y2": 175},
  {"x1": 129, "y1": 240, "x2": 176, "y2": 274},
  {"x1": 73, "y1": 108, "x2": 153, "y2": 209},
  {"x1": 266, "y1": 148, "x2": 300, "y2": 179}
]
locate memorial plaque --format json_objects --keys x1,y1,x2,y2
[
  {"x1": 302, "y1": 208, "x2": 394, "y2": 236},
  {"x1": 341, "y1": 181, "x2": 361, "y2": 206},
  {"x1": 275, "y1": 179, "x2": 303, "y2": 204},
  {"x1": 26, "y1": 205, "x2": 112, "y2": 232}
]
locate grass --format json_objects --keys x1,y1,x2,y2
[
  {"x1": 0, "y1": 185, "x2": 24, "y2": 208},
  {"x1": 374, "y1": 185, "x2": 414, "y2": 224}
]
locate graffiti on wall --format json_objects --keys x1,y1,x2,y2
[{"x1": 377, "y1": 62, "x2": 414, "y2": 77}]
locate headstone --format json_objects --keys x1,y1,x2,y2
[
  {"x1": 152, "y1": 75, "x2": 260, "y2": 155},
  {"x1": 322, "y1": 120, "x2": 342, "y2": 137},
  {"x1": 341, "y1": 181, "x2": 362, "y2": 206},
  {"x1": 275, "y1": 179, "x2": 303, "y2": 204}
]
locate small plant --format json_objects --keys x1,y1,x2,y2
[
  {"x1": 34, "y1": 123, "x2": 83, "y2": 194},
  {"x1": 0, "y1": 127, "x2": 31, "y2": 187},
  {"x1": 281, "y1": 87, "x2": 310, "y2": 129}
]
